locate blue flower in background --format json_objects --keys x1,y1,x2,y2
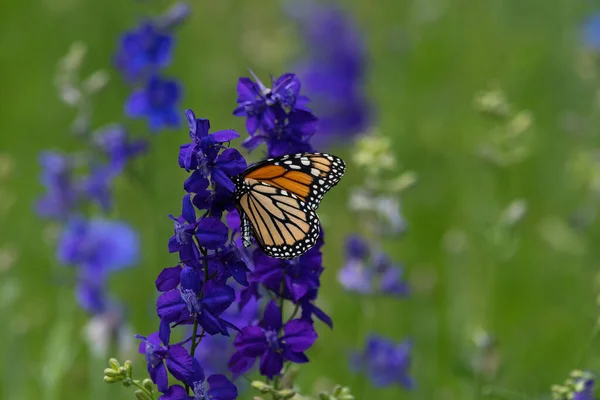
[
  {"x1": 126, "y1": 75, "x2": 182, "y2": 132},
  {"x1": 338, "y1": 234, "x2": 409, "y2": 296},
  {"x1": 57, "y1": 217, "x2": 139, "y2": 313},
  {"x1": 583, "y1": 13, "x2": 600, "y2": 50},
  {"x1": 287, "y1": 1, "x2": 370, "y2": 145},
  {"x1": 93, "y1": 124, "x2": 147, "y2": 172},
  {"x1": 352, "y1": 335, "x2": 413, "y2": 389},
  {"x1": 115, "y1": 21, "x2": 174, "y2": 82},
  {"x1": 36, "y1": 151, "x2": 79, "y2": 219}
]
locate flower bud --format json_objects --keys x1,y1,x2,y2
[
  {"x1": 134, "y1": 389, "x2": 152, "y2": 400},
  {"x1": 251, "y1": 380, "x2": 272, "y2": 393},
  {"x1": 108, "y1": 358, "x2": 120, "y2": 371},
  {"x1": 142, "y1": 379, "x2": 154, "y2": 392}
]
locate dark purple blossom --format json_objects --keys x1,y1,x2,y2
[
  {"x1": 179, "y1": 110, "x2": 245, "y2": 193},
  {"x1": 114, "y1": 21, "x2": 174, "y2": 82},
  {"x1": 168, "y1": 194, "x2": 200, "y2": 265},
  {"x1": 136, "y1": 332, "x2": 195, "y2": 392},
  {"x1": 160, "y1": 360, "x2": 237, "y2": 400},
  {"x1": 156, "y1": 276, "x2": 236, "y2": 336},
  {"x1": 126, "y1": 75, "x2": 182, "y2": 132},
  {"x1": 352, "y1": 334, "x2": 413, "y2": 389},
  {"x1": 233, "y1": 72, "x2": 317, "y2": 157},
  {"x1": 229, "y1": 300, "x2": 317, "y2": 379}
]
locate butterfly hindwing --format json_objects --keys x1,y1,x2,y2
[{"x1": 233, "y1": 152, "x2": 345, "y2": 259}]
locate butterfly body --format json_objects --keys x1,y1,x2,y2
[{"x1": 232, "y1": 152, "x2": 346, "y2": 259}]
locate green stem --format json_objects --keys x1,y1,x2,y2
[
  {"x1": 132, "y1": 380, "x2": 156, "y2": 400},
  {"x1": 285, "y1": 303, "x2": 301, "y2": 324}
]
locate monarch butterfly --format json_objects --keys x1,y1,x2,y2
[{"x1": 232, "y1": 152, "x2": 346, "y2": 259}]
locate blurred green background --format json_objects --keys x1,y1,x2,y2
[{"x1": 1, "y1": 0, "x2": 600, "y2": 399}]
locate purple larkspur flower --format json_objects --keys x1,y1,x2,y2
[
  {"x1": 126, "y1": 75, "x2": 182, "y2": 132},
  {"x1": 114, "y1": 21, "x2": 174, "y2": 82},
  {"x1": 156, "y1": 271, "x2": 236, "y2": 336},
  {"x1": 136, "y1": 331, "x2": 195, "y2": 393},
  {"x1": 352, "y1": 334, "x2": 413, "y2": 389},
  {"x1": 229, "y1": 300, "x2": 317, "y2": 379},
  {"x1": 574, "y1": 376, "x2": 595, "y2": 400},
  {"x1": 179, "y1": 110, "x2": 246, "y2": 193},
  {"x1": 233, "y1": 72, "x2": 317, "y2": 157}
]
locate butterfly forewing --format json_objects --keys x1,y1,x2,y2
[
  {"x1": 241, "y1": 152, "x2": 346, "y2": 210},
  {"x1": 233, "y1": 152, "x2": 345, "y2": 259}
]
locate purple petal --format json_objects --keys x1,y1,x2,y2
[
  {"x1": 211, "y1": 130, "x2": 240, "y2": 143},
  {"x1": 156, "y1": 290, "x2": 186, "y2": 323},
  {"x1": 236, "y1": 77, "x2": 259, "y2": 101},
  {"x1": 262, "y1": 300, "x2": 283, "y2": 331},
  {"x1": 154, "y1": 362, "x2": 169, "y2": 393},
  {"x1": 228, "y1": 351, "x2": 256, "y2": 378},
  {"x1": 260, "y1": 348, "x2": 283, "y2": 379},
  {"x1": 202, "y1": 282, "x2": 235, "y2": 315},
  {"x1": 282, "y1": 348, "x2": 309, "y2": 364},
  {"x1": 207, "y1": 374, "x2": 238, "y2": 400},
  {"x1": 159, "y1": 384, "x2": 188, "y2": 400},
  {"x1": 283, "y1": 319, "x2": 317, "y2": 352},
  {"x1": 155, "y1": 266, "x2": 182, "y2": 292},
  {"x1": 245, "y1": 117, "x2": 260, "y2": 135},
  {"x1": 184, "y1": 170, "x2": 209, "y2": 194},
  {"x1": 180, "y1": 266, "x2": 202, "y2": 294},
  {"x1": 195, "y1": 217, "x2": 228, "y2": 249},
  {"x1": 211, "y1": 168, "x2": 236, "y2": 193},
  {"x1": 233, "y1": 326, "x2": 266, "y2": 357},
  {"x1": 125, "y1": 90, "x2": 148, "y2": 117},
  {"x1": 185, "y1": 109, "x2": 197, "y2": 134},
  {"x1": 181, "y1": 194, "x2": 196, "y2": 224},
  {"x1": 215, "y1": 148, "x2": 247, "y2": 176},
  {"x1": 166, "y1": 344, "x2": 195, "y2": 382},
  {"x1": 197, "y1": 308, "x2": 227, "y2": 335},
  {"x1": 159, "y1": 319, "x2": 171, "y2": 346},
  {"x1": 195, "y1": 118, "x2": 210, "y2": 138}
]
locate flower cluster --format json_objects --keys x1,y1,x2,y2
[
  {"x1": 233, "y1": 71, "x2": 317, "y2": 157},
  {"x1": 287, "y1": 1, "x2": 370, "y2": 146},
  {"x1": 116, "y1": 3, "x2": 190, "y2": 132}
]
